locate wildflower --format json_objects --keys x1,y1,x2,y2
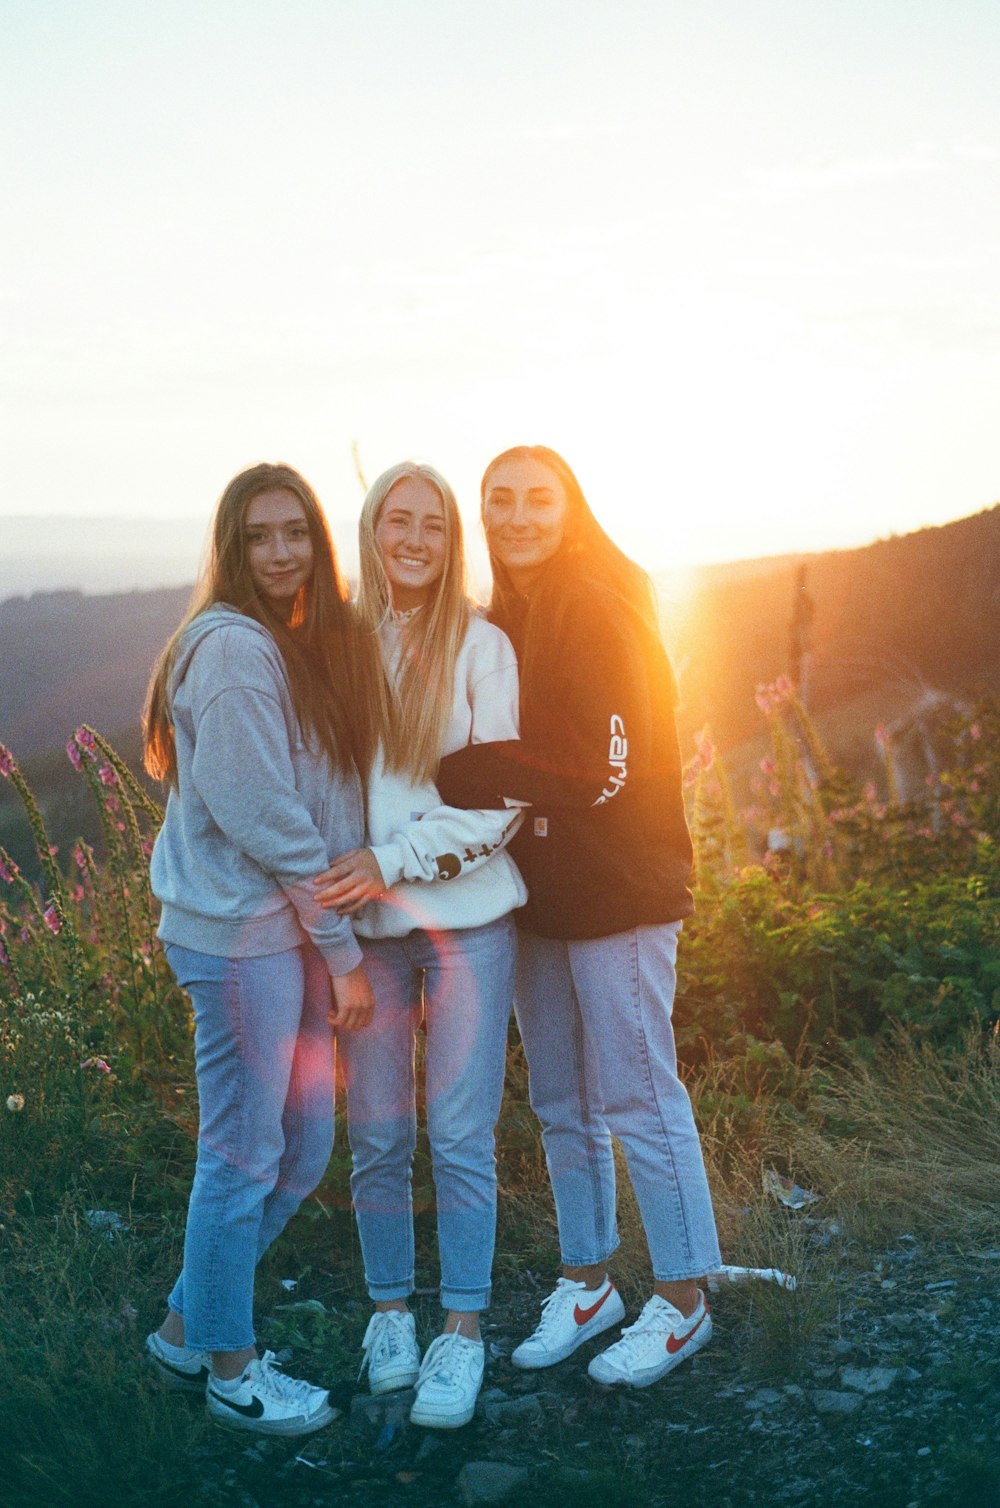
[
  {"x1": 759, "y1": 757, "x2": 776, "y2": 776},
  {"x1": 874, "y1": 724, "x2": 890, "y2": 750},
  {"x1": 773, "y1": 674, "x2": 793, "y2": 700},
  {"x1": 6, "y1": 1094, "x2": 25, "y2": 1112},
  {"x1": 141, "y1": 838, "x2": 153, "y2": 859},
  {"x1": 969, "y1": 722, "x2": 981, "y2": 741},
  {"x1": 693, "y1": 728, "x2": 716, "y2": 771},
  {"x1": 0, "y1": 855, "x2": 18, "y2": 884},
  {"x1": 66, "y1": 738, "x2": 84, "y2": 771},
  {"x1": 0, "y1": 745, "x2": 14, "y2": 777},
  {"x1": 81, "y1": 1057, "x2": 111, "y2": 1073},
  {"x1": 98, "y1": 765, "x2": 118, "y2": 788},
  {"x1": 74, "y1": 727, "x2": 97, "y2": 753},
  {"x1": 43, "y1": 904, "x2": 62, "y2": 935},
  {"x1": 755, "y1": 686, "x2": 774, "y2": 716}
]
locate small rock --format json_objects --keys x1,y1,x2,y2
[
  {"x1": 349, "y1": 1389, "x2": 415, "y2": 1436},
  {"x1": 745, "y1": 1388, "x2": 784, "y2": 1410},
  {"x1": 840, "y1": 1367, "x2": 899, "y2": 1395},
  {"x1": 917, "y1": 1446, "x2": 932, "y2": 1457},
  {"x1": 924, "y1": 1280, "x2": 957, "y2": 1292},
  {"x1": 811, "y1": 1390, "x2": 863, "y2": 1416},
  {"x1": 457, "y1": 1461, "x2": 530, "y2": 1505},
  {"x1": 482, "y1": 1393, "x2": 543, "y2": 1427},
  {"x1": 899, "y1": 1367, "x2": 922, "y2": 1383},
  {"x1": 830, "y1": 1338, "x2": 854, "y2": 1356}
]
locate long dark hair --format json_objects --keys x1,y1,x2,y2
[
  {"x1": 481, "y1": 445, "x2": 660, "y2": 680},
  {"x1": 144, "y1": 462, "x2": 384, "y2": 787}
]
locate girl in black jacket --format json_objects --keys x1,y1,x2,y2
[{"x1": 437, "y1": 446, "x2": 721, "y2": 1389}]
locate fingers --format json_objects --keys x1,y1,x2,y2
[{"x1": 329, "y1": 1001, "x2": 375, "y2": 1031}]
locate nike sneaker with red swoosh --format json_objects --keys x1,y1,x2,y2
[
  {"x1": 206, "y1": 1350, "x2": 339, "y2": 1436},
  {"x1": 587, "y1": 1290, "x2": 711, "y2": 1387},
  {"x1": 511, "y1": 1276, "x2": 626, "y2": 1369}
]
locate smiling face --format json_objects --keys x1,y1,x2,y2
[
  {"x1": 244, "y1": 487, "x2": 315, "y2": 617},
  {"x1": 482, "y1": 454, "x2": 569, "y2": 592},
  {"x1": 373, "y1": 475, "x2": 448, "y2": 612}
]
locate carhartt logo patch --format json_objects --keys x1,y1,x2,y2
[{"x1": 534, "y1": 817, "x2": 549, "y2": 837}]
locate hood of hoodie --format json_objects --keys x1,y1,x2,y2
[{"x1": 168, "y1": 604, "x2": 277, "y2": 702}]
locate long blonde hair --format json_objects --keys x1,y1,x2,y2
[
  {"x1": 356, "y1": 462, "x2": 471, "y2": 783},
  {"x1": 144, "y1": 462, "x2": 384, "y2": 787}
]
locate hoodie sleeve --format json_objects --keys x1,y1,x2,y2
[
  {"x1": 437, "y1": 593, "x2": 655, "y2": 813},
  {"x1": 185, "y1": 628, "x2": 363, "y2": 976}
]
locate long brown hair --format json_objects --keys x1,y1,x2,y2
[
  {"x1": 481, "y1": 445, "x2": 659, "y2": 681},
  {"x1": 355, "y1": 462, "x2": 471, "y2": 783},
  {"x1": 144, "y1": 462, "x2": 384, "y2": 787}
]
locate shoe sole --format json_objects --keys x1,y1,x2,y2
[
  {"x1": 409, "y1": 1401, "x2": 477, "y2": 1429},
  {"x1": 511, "y1": 1294, "x2": 626, "y2": 1370},
  {"x1": 206, "y1": 1398, "x2": 341, "y2": 1436},
  {"x1": 145, "y1": 1338, "x2": 210, "y2": 1394},
  {"x1": 369, "y1": 1367, "x2": 420, "y2": 1396},
  {"x1": 588, "y1": 1312, "x2": 713, "y2": 1388}
]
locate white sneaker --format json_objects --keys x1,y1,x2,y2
[
  {"x1": 587, "y1": 1290, "x2": 711, "y2": 1387},
  {"x1": 145, "y1": 1330, "x2": 210, "y2": 1393},
  {"x1": 359, "y1": 1309, "x2": 421, "y2": 1395},
  {"x1": 511, "y1": 1276, "x2": 625, "y2": 1370},
  {"x1": 409, "y1": 1332, "x2": 485, "y2": 1429},
  {"x1": 206, "y1": 1351, "x2": 339, "y2": 1436}
]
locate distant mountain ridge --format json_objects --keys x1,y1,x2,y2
[{"x1": 1, "y1": 507, "x2": 998, "y2": 767}]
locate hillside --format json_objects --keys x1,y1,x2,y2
[{"x1": 1, "y1": 507, "x2": 998, "y2": 875}]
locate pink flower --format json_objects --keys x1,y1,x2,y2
[
  {"x1": 141, "y1": 838, "x2": 153, "y2": 859},
  {"x1": 759, "y1": 757, "x2": 776, "y2": 776},
  {"x1": 81, "y1": 1057, "x2": 111, "y2": 1073},
  {"x1": 19, "y1": 927, "x2": 30, "y2": 944},
  {"x1": 66, "y1": 738, "x2": 84, "y2": 771},
  {"x1": 75, "y1": 727, "x2": 96, "y2": 752},
  {"x1": 969, "y1": 722, "x2": 981, "y2": 741},
  {"x1": 874, "y1": 724, "x2": 890, "y2": 750},
  {"x1": 98, "y1": 765, "x2": 119, "y2": 788},
  {"x1": 755, "y1": 686, "x2": 774, "y2": 716},
  {"x1": 71, "y1": 884, "x2": 85, "y2": 902},
  {"x1": 693, "y1": 729, "x2": 716, "y2": 770},
  {"x1": 0, "y1": 745, "x2": 14, "y2": 777},
  {"x1": 0, "y1": 855, "x2": 18, "y2": 884},
  {"x1": 773, "y1": 675, "x2": 793, "y2": 700},
  {"x1": 73, "y1": 844, "x2": 89, "y2": 871},
  {"x1": 0, "y1": 938, "x2": 10, "y2": 969},
  {"x1": 43, "y1": 904, "x2": 62, "y2": 935}
]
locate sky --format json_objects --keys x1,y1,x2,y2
[{"x1": 2, "y1": 0, "x2": 999, "y2": 578}]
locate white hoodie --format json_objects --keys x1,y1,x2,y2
[{"x1": 354, "y1": 610, "x2": 527, "y2": 939}]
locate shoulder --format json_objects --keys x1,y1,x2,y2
[
  {"x1": 462, "y1": 609, "x2": 518, "y2": 669},
  {"x1": 179, "y1": 612, "x2": 284, "y2": 694}
]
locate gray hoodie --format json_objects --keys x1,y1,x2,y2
[{"x1": 151, "y1": 605, "x2": 364, "y2": 976}]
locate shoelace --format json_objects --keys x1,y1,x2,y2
[
  {"x1": 417, "y1": 1332, "x2": 478, "y2": 1389},
  {"x1": 253, "y1": 1350, "x2": 324, "y2": 1404},
  {"x1": 605, "y1": 1299, "x2": 686, "y2": 1358},
  {"x1": 358, "y1": 1310, "x2": 412, "y2": 1381},
  {"x1": 529, "y1": 1277, "x2": 593, "y2": 1339}
]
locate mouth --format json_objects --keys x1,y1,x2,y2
[{"x1": 394, "y1": 556, "x2": 430, "y2": 569}]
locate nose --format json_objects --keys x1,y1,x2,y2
[
  {"x1": 271, "y1": 532, "x2": 292, "y2": 562},
  {"x1": 509, "y1": 497, "x2": 531, "y2": 530}
]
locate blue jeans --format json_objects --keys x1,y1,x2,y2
[
  {"x1": 515, "y1": 923, "x2": 721, "y2": 1282},
  {"x1": 338, "y1": 916, "x2": 516, "y2": 1312},
  {"x1": 164, "y1": 941, "x2": 335, "y2": 1351}
]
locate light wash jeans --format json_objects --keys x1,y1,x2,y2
[
  {"x1": 338, "y1": 916, "x2": 516, "y2": 1312},
  {"x1": 164, "y1": 940, "x2": 335, "y2": 1351},
  {"x1": 515, "y1": 922, "x2": 721, "y2": 1282}
]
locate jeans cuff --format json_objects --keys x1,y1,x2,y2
[
  {"x1": 559, "y1": 1233, "x2": 621, "y2": 1268},
  {"x1": 367, "y1": 1277, "x2": 415, "y2": 1302},
  {"x1": 440, "y1": 1285, "x2": 491, "y2": 1312}
]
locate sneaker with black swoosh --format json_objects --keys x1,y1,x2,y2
[
  {"x1": 206, "y1": 1351, "x2": 339, "y2": 1436},
  {"x1": 587, "y1": 1290, "x2": 711, "y2": 1387},
  {"x1": 511, "y1": 1276, "x2": 625, "y2": 1369},
  {"x1": 145, "y1": 1330, "x2": 211, "y2": 1393}
]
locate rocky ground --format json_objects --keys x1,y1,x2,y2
[{"x1": 185, "y1": 1233, "x2": 999, "y2": 1508}]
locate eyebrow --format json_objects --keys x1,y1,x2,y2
[{"x1": 245, "y1": 514, "x2": 309, "y2": 530}]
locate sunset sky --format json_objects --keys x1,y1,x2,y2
[{"x1": 3, "y1": 0, "x2": 999, "y2": 573}]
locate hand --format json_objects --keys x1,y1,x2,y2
[
  {"x1": 329, "y1": 965, "x2": 375, "y2": 1031},
  {"x1": 313, "y1": 848, "x2": 387, "y2": 915}
]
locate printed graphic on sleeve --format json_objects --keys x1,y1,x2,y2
[{"x1": 593, "y1": 714, "x2": 628, "y2": 806}]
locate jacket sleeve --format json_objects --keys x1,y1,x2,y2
[
  {"x1": 370, "y1": 622, "x2": 526, "y2": 887},
  {"x1": 187, "y1": 634, "x2": 363, "y2": 976},
  {"x1": 437, "y1": 595, "x2": 654, "y2": 813}
]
